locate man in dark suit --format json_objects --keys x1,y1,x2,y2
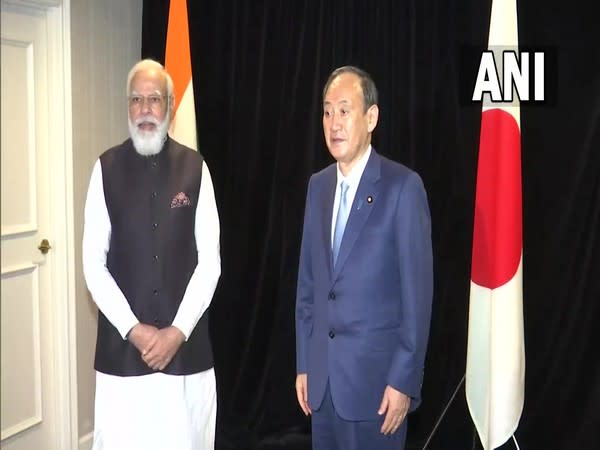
[{"x1": 295, "y1": 65, "x2": 433, "y2": 450}]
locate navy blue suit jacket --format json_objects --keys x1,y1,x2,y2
[{"x1": 295, "y1": 149, "x2": 433, "y2": 421}]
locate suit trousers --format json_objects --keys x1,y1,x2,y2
[{"x1": 311, "y1": 381, "x2": 407, "y2": 450}]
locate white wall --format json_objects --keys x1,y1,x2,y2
[{"x1": 70, "y1": 1, "x2": 142, "y2": 447}]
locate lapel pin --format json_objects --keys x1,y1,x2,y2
[{"x1": 367, "y1": 195, "x2": 373, "y2": 204}]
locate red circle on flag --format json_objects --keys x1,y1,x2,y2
[{"x1": 471, "y1": 108, "x2": 522, "y2": 289}]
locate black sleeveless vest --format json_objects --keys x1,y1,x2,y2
[{"x1": 94, "y1": 137, "x2": 213, "y2": 376}]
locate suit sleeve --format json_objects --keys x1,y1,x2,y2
[
  {"x1": 387, "y1": 171, "x2": 434, "y2": 403},
  {"x1": 295, "y1": 176, "x2": 315, "y2": 374}
]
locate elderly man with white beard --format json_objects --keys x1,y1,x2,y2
[{"x1": 82, "y1": 59, "x2": 221, "y2": 450}]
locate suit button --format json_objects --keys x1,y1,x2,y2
[
  {"x1": 153, "y1": 255, "x2": 159, "y2": 261},
  {"x1": 328, "y1": 291, "x2": 335, "y2": 300},
  {"x1": 328, "y1": 330, "x2": 335, "y2": 339},
  {"x1": 151, "y1": 192, "x2": 157, "y2": 199},
  {"x1": 152, "y1": 223, "x2": 158, "y2": 230},
  {"x1": 153, "y1": 289, "x2": 159, "y2": 295}
]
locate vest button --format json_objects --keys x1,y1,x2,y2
[
  {"x1": 328, "y1": 291, "x2": 335, "y2": 300},
  {"x1": 151, "y1": 192, "x2": 157, "y2": 199},
  {"x1": 152, "y1": 223, "x2": 158, "y2": 230},
  {"x1": 328, "y1": 330, "x2": 335, "y2": 339},
  {"x1": 153, "y1": 255, "x2": 159, "y2": 261},
  {"x1": 153, "y1": 289, "x2": 158, "y2": 295}
]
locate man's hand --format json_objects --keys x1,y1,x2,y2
[
  {"x1": 127, "y1": 323, "x2": 159, "y2": 355},
  {"x1": 378, "y1": 385, "x2": 410, "y2": 435},
  {"x1": 141, "y1": 326, "x2": 185, "y2": 371},
  {"x1": 295, "y1": 373, "x2": 312, "y2": 416}
]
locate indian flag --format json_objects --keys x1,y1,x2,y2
[{"x1": 165, "y1": 0, "x2": 197, "y2": 151}]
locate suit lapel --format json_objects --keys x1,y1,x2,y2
[
  {"x1": 319, "y1": 166, "x2": 337, "y2": 278},
  {"x1": 333, "y1": 150, "x2": 381, "y2": 277}
]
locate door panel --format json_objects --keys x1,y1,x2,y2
[
  {"x1": 1, "y1": 7, "x2": 58, "y2": 450},
  {"x1": 1, "y1": 265, "x2": 42, "y2": 438}
]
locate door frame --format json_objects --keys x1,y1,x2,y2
[{"x1": 45, "y1": 1, "x2": 78, "y2": 448}]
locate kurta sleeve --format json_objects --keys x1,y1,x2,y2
[
  {"x1": 82, "y1": 159, "x2": 139, "y2": 339},
  {"x1": 171, "y1": 161, "x2": 221, "y2": 339}
]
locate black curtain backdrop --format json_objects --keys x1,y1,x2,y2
[{"x1": 140, "y1": 1, "x2": 600, "y2": 449}]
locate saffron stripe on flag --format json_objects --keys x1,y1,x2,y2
[{"x1": 165, "y1": 0, "x2": 197, "y2": 151}]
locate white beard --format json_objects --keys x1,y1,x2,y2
[{"x1": 128, "y1": 115, "x2": 169, "y2": 156}]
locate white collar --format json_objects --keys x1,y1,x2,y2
[{"x1": 336, "y1": 145, "x2": 372, "y2": 187}]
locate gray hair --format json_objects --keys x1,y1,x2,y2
[
  {"x1": 126, "y1": 59, "x2": 174, "y2": 115},
  {"x1": 322, "y1": 65, "x2": 378, "y2": 112}
]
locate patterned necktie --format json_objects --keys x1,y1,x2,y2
[{"x1": 332, "y1": 181, "x2": 350, "y2": 266}]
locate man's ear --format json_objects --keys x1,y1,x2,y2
[
  {"x1": 168, "y1": 94, "x2": 175, "y2": 118},
  {"x1": 367, "y1": 104, "x2": 379, "y2": 132}
]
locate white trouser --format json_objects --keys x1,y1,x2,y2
[{"x1": 92, "y1": 368, "x2": 216, "y2": 450}]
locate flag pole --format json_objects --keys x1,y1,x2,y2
[{"x1": 421, "y1": 374, "x2": 465, "y2": 450}]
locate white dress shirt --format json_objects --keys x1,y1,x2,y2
[{"x1": 331, "y1": 145, "x2": 372, "y2": 247}]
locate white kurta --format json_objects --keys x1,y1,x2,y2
[{"x1": 83, "y1": 158, "x2": 221, "y2": 450}]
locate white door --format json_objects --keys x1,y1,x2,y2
[{"x1": 1, "y1": 5, "x2": 73, "y2": 450}]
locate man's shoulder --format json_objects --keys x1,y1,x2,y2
[
  {"x1": 376, "y1": 152, "x2": 423, "y2": 185},
  {"x1": 99, "y1": 139, "x2": 133, "y2": 164},
  {"x1": 369, "y1": 151, "x2": 428, "y2": 200},
  {"x1": 104, "y1": 138, "x2": 132, "y2": 153},
  {"x1": 376, "y1": 152, "x2": 411, "y2": 176},
  {"x1": 167, "y1": 137, "x2": 204, "y2": 163},
  {"x1": 310, "y1": 162, "x2": 336, "y2": 185}
]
